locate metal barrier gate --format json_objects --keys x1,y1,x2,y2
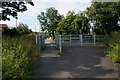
[
  {"x1": 35, "y1": 35, "x2": 45, "y2": 50},
  {"x1": 36, "y1": 34, "x2": 107, "y2": 52}
]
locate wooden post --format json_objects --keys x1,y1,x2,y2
[
  {"x1": 80, "y1": 34, "x2": 83, "y2": 46},
  {"x1": 70, "y1": 35, "x2": 71, "y2": 47},
  {"x1": 59, "y1": 35, "x2": 62, "y2": 52},
  {"x1": 93, "y1": 34, "x2": 96, "y2": 46}
]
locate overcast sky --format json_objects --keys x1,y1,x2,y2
[{"x1": 0, "y1": 0, "x2": 92, "y2": 32}]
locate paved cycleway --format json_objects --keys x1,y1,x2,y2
[
  {"x1": 33, "y1": 43, "x2": 119, "y2": 78},
  {"x1": 40, "y1": 43, "x2": 60, "y2": 57}
]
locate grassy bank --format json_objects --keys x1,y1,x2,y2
[
  {"x1": 106, "y1": 31, "x2": 120, "y2": 63},
  {"x1": 2, "y1": 36, "x2": 40, "y2": 79}
]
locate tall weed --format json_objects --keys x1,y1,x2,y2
[
  {"x1": 106, "y1": 31, "x2": 120, "y2": 62},
  {"x1": 2, "y1": 36, "x2": 39, "y2": 78}
]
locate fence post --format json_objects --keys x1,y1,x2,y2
[
  {"x1": 42, "y1": 35, "x2": 45, "y2": 48},
  {"x1": 55, "y1": 35, "x2": 57, "y2": 48},
  {"x1": 80, "y1": 34, "x2": 83, "y2": 46},
  {"x1": 59, "y1": 35, "x2": 62, "y2": 52},
  {"x1": 39, "y1": 36, "x2": 41, "y2": 50},
  {"x1": 70, "y1": 35, "x2": 71, "y2": 47},
  {"x1": 56, "y1": 35, "x2": 58, "y2": 49},
  {"x1": 94, "y1": 34, "x2": 96, "y2": 46},
  {"x1": 35, "y1": 35, "x2": 38, "y2": 50},
  {"x1": 35, "y1": 35, "x2": 37, "y2": 45}
]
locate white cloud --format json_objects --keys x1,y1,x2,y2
[{"x1": 52, "y1": 2, "x2": 91, "y2": 16}]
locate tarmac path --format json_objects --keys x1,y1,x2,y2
[{"x1": 33, "y1": 43, "x2": 119, "y2": 78}]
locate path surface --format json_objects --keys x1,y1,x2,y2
[
  {"x1": 40, "y1": 43, "x2": 60, "y2": 57},
  {"x1": 33, "y1": 43, "x2": 119, "y2": 78}
]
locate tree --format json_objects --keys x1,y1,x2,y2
[
  {"x1": 71, "y1": 11, "x2": 90, "y2": 34},
  {"x1": 56, "y1": 11, "x2": 90, "y2": 35},
  {"x1": 0, "y1": 0, "x2": 34, "y2": 21},
  {"x1": 2, "y1": 23, "x2": 32, "y2": 36},
  {"x1": 16, "y1": 23, "x2": 32, "y2": 35},
  {"x1": 86, "y1": 2, "x2": 120, "y2": 35},
  {"x1": 37, "y1": 7, "x2": 63, "y2": 38},
  {"x1": 56, "y1": 11, "x2": 76, "y2": 35}
]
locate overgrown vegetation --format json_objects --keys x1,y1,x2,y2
[
  {"x1": 2, "y1": 23, "x2": 39, "y2": 78},
  {"x1": 2, "y1": 36, "x2": 39, "y2": 78},
  {"x1": 106, "y1": 30, "x2": 120, "y2": 62}
]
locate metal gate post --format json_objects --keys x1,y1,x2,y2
[
  {"x1": 59, "y1": 35, "x2": 62, "y2": 52},
  {"x1": 80, "y1": 34, "x2": 83, "y2": 46},
  {"x1": 94, "y1": 34, "x2": 96, "y2": 46},
  {"x1": 35, "y1": 35, "x2": 38, "y2": 45},
  {"x1": 35, "y1": 35, "x2": 38, "y2": 50},
  {"x1": 39, "y1": 36, "x2": 41, "y2": 50},
  {"x1": 70, "y1": 35, "x2": 71, "y2": 47},
  {"x1": 55, "y1": 35, "x2": 57, "y2": 48},
  {"x1": 42, "y1": 35, "x2": 45, "y2": 48}
]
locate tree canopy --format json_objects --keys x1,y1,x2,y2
[
  {"x1": 16, "y1": 23, "x2": 32, "y2": 35},
  {"x1": 37, "y1": 7, "x2": 63, "y2": 37},
  {"x1": 86, "y1": 2, "x2": 120, "y2": 35},
  {"x1": 0, "y1": 0, "x2": 34, "y2": 21},
  {"x1": 2, "y1": 23, "x2": 32, "y2": 37},
  {"x1": 56, "y1": 11, "x2": 90, "y2": 35},
  {"x1": 38, "y1": 2, "x2": 120, "y2": 36}
]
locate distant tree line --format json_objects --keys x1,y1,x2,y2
[{"x1": 37, "y1": 2, "x2": 120, "y2": 38}]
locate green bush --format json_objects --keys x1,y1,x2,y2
[
  {"x1": 2, "y1": 23, "x2": 32, "y2": 37},
  {"x1": 2, "y1": 36, "x2": 39, "y2": 78},
  {"x1": 106, "y1": 31, "x2": 120, "y2": 62},
  {"x1": 57, "y1": 52, "x2": 63, "y2": 56}
]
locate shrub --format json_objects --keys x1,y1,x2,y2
[
  {"x1": 2, "y1": 36, "x2": 39, "y2": 78},
  {"x1": 106, "y1": 31, "x2": 120, "y2": 62},
  {"x1": 2, "y1": 23, "x2": 32, "y2": 37},
  {"x1": 57, "y1": 52, "x2": 63, "y2": 56}
]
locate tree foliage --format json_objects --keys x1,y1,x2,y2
[
  {"x1": 2, "y1": 23, "x2": 32, "y2": 37},
  {"x1": 0, "y1": 0, "x2": 34, "y2": 21},
  {"x1": 16, "y1": 23, "x2": 32, "y2": 35},
  {"x1": 56, "y1": 11, "x2": 90, "y2": 35},
  {"x1": 37, "y1": 7, "x2": 63, "y2": 37},
  {"x1": 87, "y1": 2, "x2": 120, "y2": 35}
]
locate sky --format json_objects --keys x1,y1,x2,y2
[{"x1": 0, "y1": 0, "x2": 92, "y2": 32}]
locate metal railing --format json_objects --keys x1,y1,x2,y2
[
  {"x1": 35, "y1": 35, "x2": 45, "y2": 50},
  {"x1": 55, "y1": 34, "x2": 108, "y2": 52}
]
